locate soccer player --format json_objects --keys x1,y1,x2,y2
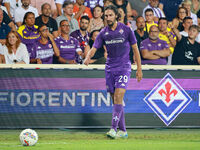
[{"x1": 84, "y1": 5, "x2": 143, "y2": 139}]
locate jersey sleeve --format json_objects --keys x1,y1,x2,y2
[
  {"x1": 128, "y1": 27, "x2": 137, "y2": 45},
  {"x1": 93, "y1": 31, "x2": 104, "y2": 49}
]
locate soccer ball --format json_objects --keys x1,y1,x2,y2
[{"x1": 19, "y1": 129, "x2": 38, "y2": 146}]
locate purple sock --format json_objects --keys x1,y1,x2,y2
[
  {"x1": 111, "y1": 104, "x2": 123, "y2": 131},
  {"x1": 118, "y1": 107, "x2": 126, "y2": 132}
]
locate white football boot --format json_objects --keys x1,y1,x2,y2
[
  {"x1": 116, "y1": 130, "x2": 128, "y2": 139},
  {"x1": 106, "y1": 129, "x2": 116, "y2": 139}
]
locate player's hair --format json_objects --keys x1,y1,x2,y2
[
  {"x1": 145, "y1": 8, "x2": 154, "y2": 15},
  {"x1": 22, "y1": 12, "x2": 35, "y2": 25},
  {"x1": 183, "y1": 16, "x2": 192, "y2": 23},
  {"x1": 158, "y1": 17, "x2": 168, "y2": 24},
  {"x1": 6, "y1": 31, "x2": 21, "y2": 54},
  {"x1": 189, "y1": 24, "x2": 200, "y2": 32},
  {"x1": 80, "y1": 15, "x2": 90, "y2": 22},
  {"x1": 60, "y1": 20, "x2": 68, "y2": 26},
  {"x1": 104, "y1": 5, "x2": 120, "y2": 20},
  {"x1": 62, "y1": 1, "x2": 73, "y2": 8},
  {"x1": 41, "y1": 3, "x2": 51, "y2": 11}
]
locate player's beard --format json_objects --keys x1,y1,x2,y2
[{"x1": 107, "y1": 20, "x2": 114, "y2": 28}]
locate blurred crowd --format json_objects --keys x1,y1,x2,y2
[{"x1": 0, "y1": 0, "x2": 200, "y2": 65}]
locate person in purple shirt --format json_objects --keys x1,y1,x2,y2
[
  {"x1": 17, "y1": 12, "x2": 40, "y2": 54},
  {"x1": 140, "y1": 25, "x2": 170, "y2": 65},
  {"x1": 55, "y1": 20, "x2": 82, "y2": 64},
  {"x1": 70, "y1": 15, "x2": 90, "y2": 53},
  {"x1": 30, "y1": 25, "x2": 60, "y2": 64},
  {"x1": 84, "y1": 5, "x2": 143, "y2": 139}
]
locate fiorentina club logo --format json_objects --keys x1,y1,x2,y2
[{"x1": 144, "y1": 73, "x2": 192, "y2": 126}]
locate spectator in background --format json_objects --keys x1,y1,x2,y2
[
  {"x1": 103, "y1": 0, "x2": 113, "y2": 7},
  {"x1": 140, "y1": 25, "x2": 170, "y2": 65},
  {"x1": 17, "y1": 12, "x2": 40, "y2": 54},
  {"x1": 171, "y1": 24, "x2": 200, "y2": 65},
  {"x1": 134, "y1": 16, "x2": 148, "y2": 51},
  {"x1": 191, "y1": 0, "x2": 200, "y2": 14},
  {"x1": 180, "y1": 16, "x2": 200, "y2": 43},
  {"x1": 172, "y1": 7, "x2": 188, "y2": 32},
  {"x1": 73, "y1": 0, "x2": 93, "y2": 23},
  {"x1": 55, "y1": 0, "x2": 76, "y2": 16},
  {"x1": 158, "y1": 17, "x2": 176, "y2": 65},
  {"x1": 88, "y1": 5, "x2": 104, "y2": 32},
  {"x1": 31, "y1": 0, "x2": 57, "y2": 18},
  {"x1": 84, "y1": 0, "x2": 104, "y2": 11},
  {"x1": 0, "y1": 8, "x2": 11, "y2": 46},
  {"x1": 56, "y1": 1, "x2": 79, "y2": 34},
  {"x1": 159, "y1": 0, "x2": 183, "y2": 21},
  {"x1": 0, "y1": 31, "x2": 29, "y2": 64},
  {"x1": 4, "y1": 0, "x2": 22, "y2": 19},
  {"x1": 118, "y1": 7, "x2": 128, "y2": 25},
  {"x1": 84, "y1": 29, "x2": 106, "y2": 64},
  {"x1": 144, "y1": 8, "x2": 158, "y2": 33},
  {"x1": 133, "y1": 16, "x2": 148, "y2": 63},
  {"x1": 1, "y1": 9, "x2": 16, "y2": 31},
  {"x1": 35, "y1": 3, "x2": 58, "y2": 37},
  {"x1": 14, "y1": 0, "x2": 38, "y2": 27},
  {"x1": 0, "y1": 0, "x2": 8, "y2": 13},
  {"x1": 55, "y1": 20, "x2": 82, "y2": 64},
  {"x1": 182, "y1": 0, "x2": 198, "y2": 25},
  {"x1": 70, "y1": 15, "x2": 90, "y2": 53},
  {"x1": 30, "y1": 25, "x2": 60, "y2": 64},
  {"x1": 113, "y1": 0, "x2": 137, "y2": 20},
  {"x1": 143, "y1": 0, "x2": 165, "y2": 22}
]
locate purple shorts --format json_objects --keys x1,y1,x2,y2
[{"x1": 105, "y1": 71, "x2": 131, "y2": 93}]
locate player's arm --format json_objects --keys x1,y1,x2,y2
[
  {"x1": 131, "y1": 43, "x2": 143, "y2": 82},
  {"x1": 84, "y1": 47, "x2": 97, "y2": 65}
]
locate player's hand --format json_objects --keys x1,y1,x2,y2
[
  {"x1": 136, "y1": 69, "x2": 143, "y2": 82},
  {"x1": 83, "y1": 57, "x2": 90, "y2": 66}
]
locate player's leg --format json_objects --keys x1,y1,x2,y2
[
  {"x1": 105, "y1": 71, "x2": 118, "y2": 138},
  {"x1": 114, "y1": 71, "x2": 131, "y2": 138},
  {"x1": 111, "y1": 88, "x2": 125, "y2": 132}
]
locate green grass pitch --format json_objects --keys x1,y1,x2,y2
[{"x1": 0, "y1": 129, "x2": 200, "y2": 150}]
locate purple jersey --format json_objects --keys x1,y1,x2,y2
[
  {"x1": 140, "y1": 38, "x2": 169, "y2": 65},
  {"x1": 70, "y1": 30, "x2": 90, "y2": 52},
  {"x1": 17, "y1": 25, "x2": 40, "y2": 53},
  {"x1": 55, "y1": 36, "x2": 82, "y2": 60},
  {"x1": 30, "y1": 39, "x2": 54, "y2": 64},
  {"x1": 93, "y1": 22, "x2": 137, "y2": 72}
]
